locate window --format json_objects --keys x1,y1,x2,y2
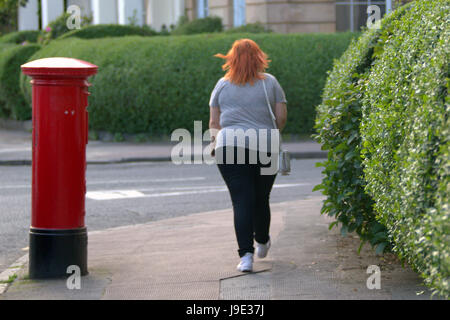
[
  {"x1": 336, "y1": 1, "x2": 393, "y2": 32},
  {"x1": 233, "y1": 0, "x2": 246, "y2": 27},
  {"x1": 197, "y1": 0, "x2": 209, "y2": 18}
]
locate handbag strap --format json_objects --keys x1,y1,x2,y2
[
  {"x1": 262, "y1": 78, "x2": 283, "y2": 150},
  {"x1": 262, "y1": 79, "x2": 278, "y2": 130}
]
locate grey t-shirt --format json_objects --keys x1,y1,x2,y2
[{"x1": 209, "y1": 73, "x2": 287, "y2": 152}]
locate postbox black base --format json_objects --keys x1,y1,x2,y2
[{"x1": 29, "y1": 227, "x2": 88, "y2": 279}]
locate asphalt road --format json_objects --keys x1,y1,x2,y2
[{"x1": 0, "y1": 159, "x2": 324, "y2": 274}]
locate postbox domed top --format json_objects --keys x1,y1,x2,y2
[{"x1": 21, "y1": 57, "x2": 98, "y2": 78}]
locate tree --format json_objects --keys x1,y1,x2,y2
[{"x1": 0, "y1": 0, "x2": 28, "y2": 33}]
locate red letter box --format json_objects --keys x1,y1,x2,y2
[{"x1": 21, "y1": 57, "x2": 98, "y2": 279}]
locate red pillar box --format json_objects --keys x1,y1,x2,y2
[{"x1": 21, "y1": 57, "x2": 98, "y2": 279}]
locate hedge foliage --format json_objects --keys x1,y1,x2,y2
[
  {"x1": 0, "y1": 30, "x2": 40, "y2": 44},
  {"x1": 20, "y1": 32, "x2": 357, "y2": 135},
  {"x1": 361, "y1": 0, "x2": 449, "y2": 297},
  {"x1": 0, "y1": 43, "x2": 41, "y2": 119},
  {"x1": 314, "y1": 3, "x2": 410, "y2": 256},
  {"x1": 59, "y1": 24, "x2": 158, "y2": 40},
  {"x1": 225, "y1": 23, "x2": 272, "y2": 34},
  {"x1": 313, "y1": 29, "x2": 387, "y2": 253},
  {"x1": 315, "y1": 0, "x2": 449, "y2": 297},
  {"x1": 38, "y1": 12, "x2": 92, "y2": 44},
  {"x1": 171, "y1": 16, "x2": 223, "y2": 35},
  {"x1": 46, "y1": 13, "x2": 75, "y2": 39}
]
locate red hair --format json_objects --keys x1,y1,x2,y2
[{"x1": 215, "y1": 39, "x2": 270, "y2": 85}]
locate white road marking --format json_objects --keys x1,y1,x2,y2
[
  {"x1": 0, "y1": 147, "x2": 31, "y2": 153},
  {"x1": 86, "y1": 190, "x2": 146, "y2": 200},
  {"x1": 0, "y1": 184, "x2": 31, "y2": 189},
  {"x1": 86, "y1": 177, "x2": 206, "y2": 185},
  {"x1": 138, "y1": 185, "x2": 226, "y2": 192},
  {"x1": 86, "y1": 183, "x2": 311, "y2": 201}
]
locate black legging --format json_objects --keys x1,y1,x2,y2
[{"x1": 217, "y1": 146, "x2": 277, "y2": 257}]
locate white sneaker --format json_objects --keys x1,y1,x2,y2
[
  {"x1": 237, "y1": 253, "x2": 253, "y2": 272},
  {"x1": 256, "y1": 239, "x2": 271, "y2": 259}
]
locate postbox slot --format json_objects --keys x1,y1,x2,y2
[
  {"x1": 82, "y1": 85, "x2": 91, "y2": 145},
  {"x1": 86, "y1": 111, "x2": 89, "y2": 145}
]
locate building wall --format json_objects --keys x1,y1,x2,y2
[
  {"x1": 91, "y1": 0, "x2": 118, "y2": 24},
  {"x1": 247, "y1": 0, "x2": 335, "y2": 33},
  {"x1": 18, "y1": 0, "x2": 39, "y2": 31},
  {"x1": 209, "y1": 0, "x2": 233, "y2": 29},
  {"x1": 185, "y1": 0, "x2": 335, "y2": 33},
  {"x1": 185, "y1": 0, "x2": 195, "y2": 20},
  {"x1": 147, "y1": 0, "x2": 185, "y2": 31},
  {"x1": 185, "y1": 0, "x2": 233, "y2": 29},
  {"x1": 19, "y1": 0, "x2": 350, "y2": 33}
]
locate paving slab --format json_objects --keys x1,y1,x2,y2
[
  {"x1": 222, "y1": 198, "x2": 436, "y2": 300},
  {"x1": 1, "y1": 204, "x2": 284, "y2": 300},
  {"x1": 1, "y1": 197, "x2": 437, "y2": 300}
]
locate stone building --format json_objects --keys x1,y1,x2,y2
[
  {"x1": 186, "y1": 0, "x2": 395, "y2": 33},
  {"x1": 18, "y1": 0, "x2": 396, "y2": 33}
]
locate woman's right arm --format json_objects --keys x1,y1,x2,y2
[{"x1": 209, "y1": 106, "x2": 221, "y2": 155}]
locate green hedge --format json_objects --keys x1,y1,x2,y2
[
  {"x1": 225, "y1": 23, "x2": 272, "y2": 34},
  {"x1": 361, "y1": 0, "x2": 449, "y2": 297},
  {"x1": 0, "y1": 30, "x2": 40, "y2": 44},
  {"x1": 21, "y1": 32, "x2": 357, "y2": 135},
  {"x1": 0, "y1": 44, "x2": 41, "y2": 119},
  {"x1": 59, "y1": 24, "x2": 158, "y2": 40},
  {"x1": 313, "y1": 29, "x2": 387, "y2": 253},
  {"x1": 38, "y1": 13, "x2": 92, "y2": 44},
  {"x1": 313, "y1": 3, "x2": 410, "y2": 255},
  {"x1": 171, "y1": 16, "x2": 223, "y2": 35},
  {"x1": 46, "y1": 13, "x2": 74, "y2": 39},
  {"x1": 315, "y1": 0, "x2": 449, "y2": 297}
]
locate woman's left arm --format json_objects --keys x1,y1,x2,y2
[{"x1": 275, "y1": 102, "x2": 287, "y2": 131}]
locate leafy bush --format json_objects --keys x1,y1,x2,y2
[
  {"x1": 315, "y1": 0, "x2": 449, "y2": 298},
  {"x1": 0, "y1": 0, "x2": 24, "y2": 33},
  {"x1": 59, "y1": 24, "x2": 158, "y2": 40},
  {"x1": 313, "y1": 29, "x2": 386, "y2": 253},
  {"x1": 313, "y1": 3, "x2": 411, "y2": 255},
  {"x1": 45, "y1": 13, "x2": 73, "y2": 40},
  {"x1": 225, "y1": 23, "x2": 271, "y2": 34},
  {"x1": 0, "y1": 42, "x2": 15, "y2": 51},
  {"x1": 39, "y1": 12, "x2": 91, "y2": 44},
  {"x1": 21, "y1": 32, "x2": 357, "y2": 135},
  {"x1": 360, "y1": 0, "x2": 449, "y2": 297},
  {"x1": 0, "y1": 30, "x2": 40, "y2": 44},
  {"x1": 0, "y1": 43, "x2": 41, "y2": 119},
  {"x1": 171, "y1": 16, "x2": 223, "y2": 35}
]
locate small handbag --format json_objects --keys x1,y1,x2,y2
[{"x1": 262, "y1": 79, "x2": 291, "y2": 176}]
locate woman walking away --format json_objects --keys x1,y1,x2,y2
[{"x1": 209, "y1": 39, "x2": 288, "y2": 272}]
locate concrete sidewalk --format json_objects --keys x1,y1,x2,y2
[
  {"x1": 0, "y1": 197, "x2": 435, "y2": 300},
  {"x1": 0, "y1": 129, "x2": 326, "y2": 165}
]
